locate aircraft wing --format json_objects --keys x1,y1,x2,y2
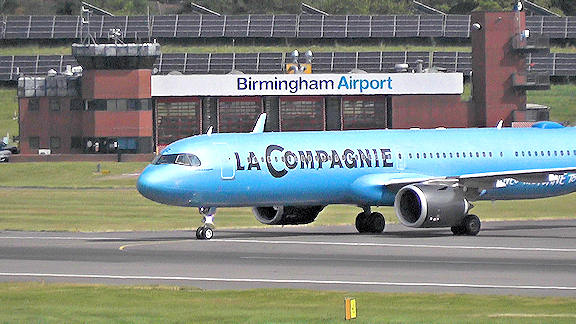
[
  {"x1": 352, "y1": 167, "x2": 576, "y2": 201},
  {"x1": 456, "y1": 166, "x2": 576, "y2": 190},
  {"x1": 379, "y1": 167, "x2": 576, "y2": 190}
]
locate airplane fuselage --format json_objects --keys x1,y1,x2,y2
[{"x1": 138, "y1": 124, "x2": 576, "y2": 209}]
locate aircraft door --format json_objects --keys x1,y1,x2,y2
[
  {"x1": 213, "y1": 142, "x2": 235, "y2": 180},
  {"x1": 395, "y1": 146, "x2": 406, "y2": 171}
]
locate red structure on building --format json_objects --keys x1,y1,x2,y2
[
  {"x1": 18, "y1": 43, "x2": 159, "y2": 156},
  {"x1": 469, "y1": 10, "x2": 549, "y2": 127}
]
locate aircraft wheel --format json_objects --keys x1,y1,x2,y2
[
  {"x1": 451, "y1": 225, "x2": 466, "y2": 236},
  {"x1": 368, "y1": 212, "x2": 385, "y2": 233},
  {"x1": 203, "y1": 227, "x2": 214, "y2": 240},
  {"x1": 355, "y1": 212, "x2": 369, "y2": 233},
  {"x1": 462, "y1": 214, "x2": 481, "y2": 236},
  {"x1": 196, "y1": 226, "x2": 204, "y2": 239},
  {"x1": 196, "y1": 226, "x2": 214, "y2": 240},
  {"x1": 355, "y1": 212, "x2": 385, "y2": 233}
]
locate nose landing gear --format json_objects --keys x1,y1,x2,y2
[{"x1": 196, "y1": 207, "x2": 217, "y2": 240}]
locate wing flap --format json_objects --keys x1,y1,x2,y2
[{"x1": 459, "y1": 166, "x2": 576, "y2": 190}]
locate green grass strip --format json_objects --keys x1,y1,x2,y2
[{"x1": 0, "y1": 283, "x2": 575, "y2": 323}]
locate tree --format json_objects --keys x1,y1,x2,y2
[
  {"x1": 54, "y1": 0, "x2": 79, "y2": 15},
  {"x1": 0, "y1": 0, "x2": 18, "y2": 14},
  {"x1": 551, "y1": 0, "x2": 576, "y2": 16}
]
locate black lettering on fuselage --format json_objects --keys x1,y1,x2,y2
[
  {"x1": 316, "y1": 150, "x2": 329, "y2": 169},
  {"x1": 266, "y1": 145, "x2": 287, "y2": 178},
  {"x1": 343, "y1": 149, "x2": 357, "y2": 169},
  {"x1": 330, "y1": 150, "x2": 343, "y2": 168},
  {"x1": 358, "y1": 149, "x2": 372, "y2": 168},
  {"x1": 299, "y1": 151, "x2": 314, "y2": 169},
  {"x1": 247, "y1": 151, "x2": 261, "y2": 170},
  {"x1": 381, "y1": 148, "x2": 393, "y2": 167},
  {"x1": 285, "y1": 151, "x2": 298, "y2": 169},
  {"x1": 234, "y1": 152, "x2": 245, "y2": 170},
  {"x1": 372, "y1": 148, "x2": 380, "y2": 167},
  {"x1": 234, "y1": 146, "x2": 394, "y2": 178}
]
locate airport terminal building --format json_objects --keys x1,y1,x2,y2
[{"x1": 15, "y1": 10, "x2": 552, "y2": 157}]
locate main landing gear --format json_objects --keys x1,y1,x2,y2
[
  {"x1": 450, "y1": 214, "x2": 481, "y2": 236},
  {"x1": 196, "y1": 206, "x2": 216, "y2": 240},
  {"x1": 355, "y1": 206, "x2": 386, "y2": 234}
]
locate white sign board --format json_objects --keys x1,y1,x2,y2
[{"x1": 152, "y1": 73, "x2": 463, "y2": 97}]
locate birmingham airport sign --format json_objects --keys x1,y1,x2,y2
[{"x1": 151, "y1": 73, "x2": 463, "y2": 97}]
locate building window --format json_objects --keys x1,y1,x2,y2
[
  {"x1": 50, "y1": 137, "x2": 61, "y2": 149},
  {"x1": 156, "y1": 98, "x2": 201, "y2": 145},
  {"x1": 28, "y1": 99, "x2": 39, "y2": 111},
  {"x1": 128, "y1": 99, "x2": 150, "y2": 111},
  {"x1": 49, "y1": 98, "x2": 60, "y2": 111},
  {"x1": 341, "y1": 96, "x2": 387, "y2": 130},
  {"x1": 218, "y1": 97, "x2": 262, "y2": 133},
  {"x1": 70, "y1": 99, "x2": 83, "y2": 111},
  {"x1": 87, "y1": 99, "x2": 106, "y2": 111},
  {"x1": 29, "y1": 137, "x2": 40, "y2": 149},
  {"x1": 71, "y1": 137, "x2": 82, "y2": 149},
  {"x1": 280, "y1": 96, "x2": 324, "y2": 131}
]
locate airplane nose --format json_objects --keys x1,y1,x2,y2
[{"x1": 137, "y1": 166, "x2": 166, "y2": 204}]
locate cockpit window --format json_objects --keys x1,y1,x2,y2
[{"x1": 153, "y1": 153, "x2": 201, "y2": 167}]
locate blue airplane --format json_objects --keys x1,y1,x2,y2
[{"x1": 137, "y1": 114, "x2": 576, "y2": 239}]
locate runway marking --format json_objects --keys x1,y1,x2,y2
[
  {"x1": 3, "y1": 235, "x2": 575, "y2": 253},
  {"x1": 215, "y1": 239, "x2": 576, "y2": 253},
  {"x1": 241, "y1": 256, "x2": 576, "y2": 267},
  {"x1": 1, "y1": 272, "x2": 575, "y2": 292},
  {"x1": 0, "y1": 236, "x2": 125, "y2": 241}
]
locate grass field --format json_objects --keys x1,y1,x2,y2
[
  {"x1": 1, "y1": 163, "x2": 576, "y2": 323},
  {"x1": 1, "y1": 283, "x2": 575, "y2": 323},
  {"x1": 0, "y1": 162, "x2": 575, "y2": 232}
]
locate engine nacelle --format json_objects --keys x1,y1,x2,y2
[
  {"x1": 252, "y1": 206, "x2": 325, "y2": 225},
  {"x1": 394, "y1": 184, "x2": 470, "y2": 228}
]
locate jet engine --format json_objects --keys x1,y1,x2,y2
[
  {"x1": 252, "y1": 206, "x2": 325, "y2": 225},
  {"x1": 394, "y1": 184, "x2": 470, "y2": 228}
]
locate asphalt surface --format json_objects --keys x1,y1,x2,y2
[{"x1": 1, "y1": 219, "x2": 575, "y2": 296}]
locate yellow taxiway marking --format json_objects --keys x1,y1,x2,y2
[{"x1": 119, "y1": 239, "x2": 196, "y2": 251}]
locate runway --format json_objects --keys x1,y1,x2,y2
[{"x1": 1, "y1": 219, "x2": 575, "y2": 296}]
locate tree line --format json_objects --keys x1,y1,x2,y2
[{"x1": 0, "y1": 0, "x2": 574, "y2": 16}]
